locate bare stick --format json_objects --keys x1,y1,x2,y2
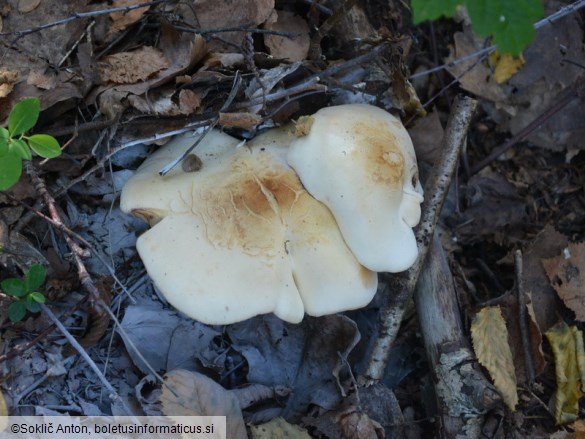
[
  {"x1": 0, "y1": 1, "x2": 166, "y2": 37},
  {"x1": 41, "y1": 304, "x2": 134, "y2": 416},
  {"x1": 359, "y1": 95, "x2": 477, "y2": 385},
  {"x1": 515, "y1": 249, "x2": 535, "y2": 385}
]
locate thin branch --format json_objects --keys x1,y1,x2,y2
[
  {"x1": 359, "y1": 95, "x2": 477, "y2": 385},
  {"x1": 0, "y1": 1, "x2": 167, "y2": 37},
  {"x1": 470, "y1": 75, "x2": 585, "y2": 174},
  {"x1": 515, "y1": 249, "x2": 536, "y2": 385},
  {"x1": 41, "y1": 304, "x2": 134, "y2": 416}
]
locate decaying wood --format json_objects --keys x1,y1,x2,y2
[{"x1": 415, "y1": 235, "x2": 502, "y2": 438}]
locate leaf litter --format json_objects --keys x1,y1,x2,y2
[{"x1": 0, "y1": 0, "x2": 584, "y2": 437}]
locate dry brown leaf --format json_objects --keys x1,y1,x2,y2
[
  {"x1": 250, "y1": 417, "x2": 312, "y2": 439},
  {"x1": 408, "y1": 110, "x2": 444, "y2": 164},
  {"x1": 17, "y1": 0, "x2": 41, "y2": 13},
  {"x1": 203, "y1": 53, "x2": 245, "y2": 70},
  {"x1": 177, "y1": 0, "x2": 274, "y2": 48},
  {"x1": 160, "y1": 369, "x2": 246, "y2": 439},
  {"x1": 471, "y1": 306, "x2": 518, "y2": 410},
  {"x1": 99, "y1": 46, "x2": 170, "y2": 84},
  {"x1": 108, "y1": 0, "x2": 149, "y2": 38},
  {"x1": 264, "y1": 11, "x2": 310, "y2": 62},
  {"x1": 0, "y1": 69, "x2": 19, "y2": 98},
  {"x1": 336, "y1": 408, "x2": 384, "y2": 439},
  {"x1": 219, "y1": 112, "x2": 263, "y2": 130},
  {"x1": 543, "y1": 242, "x2": 585, "y2": 322},
  {"x1": 27, "y1": 71, "x2": 57, "y2": 90}
]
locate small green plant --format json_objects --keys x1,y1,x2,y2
[
  {"x1": 0, "y1": 98, "x2": 61, "y2": 191},
  {"x1": 1, "y1": 264, "x2": 47, "y2": 322},
  {"x1": 411, "y1": 0, "x2": 544, "y2": 56}
]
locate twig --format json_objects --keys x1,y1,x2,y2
[
  {"x1": 158, "y1": 71, "x2": 242, "y2": 176},
  {"x1": 25, "y1": 163, "x2": 103, "y2": 307},
  {"x1": 409, "y1": 0, "x2": 585, "y2": 80},
  {"x1": 6, "y1": 193, "x2": 135, "y2": 303},
  {"x1": 515, "y1": 249, "x2": 535, "y2": 385},
  {"x1": 40, "y1": 304, "x2": 134, "y2": 416},
  {"x1": 470, "y1": 75, "x2": 585, "y2": 174},
  {"x1": 359, "y1": 95, "x2": 477, "y2": 385},
  {"x1": 173, "y1": 24, "x2": 298, "y2": 39},
  {"x1": 0, "y1": 1, "x2": 166, "y2": 37}
]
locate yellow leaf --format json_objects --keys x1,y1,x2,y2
[
  {"x1": 250, "y1": 417, "x2": 312, "y2": 439},
  {"x1": 545, "y1": 323, "x2": 585, "y2": 425},
  {"x1": 488, "y1": 51, "x2": 525, "y2": 84},
  {"x1": 471, "y1": 306, "x2": 518, "y2": 410},
  {"x1": 0, "y1": 390, "x2": 7, "y2": 432}
]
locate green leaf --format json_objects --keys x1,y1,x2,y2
[
  {"x1": 9, "y1": 301, "x2": 27, "y2": 322},
  {"x1": 29, "y1": 292, "x2": 46, "y2": 304},
  {"x1": 411, "y1": 0, "x2": 460, "y2": 24},
  {"x1": 10, "y1": 139, "x2": 32, "y2": 161},
  {"x1": 1, "y1": 278, "x2": 26, "y2": 297},
  {"x1": 0, "y1": 153, "x2": 22, "y2": 191},
  {"x1": 467, "y1": 0, "x2": 543, "y2": 55},
  {"x1": 8, "y1": 98, "x2": 40, "y2": 136},
  {"x1": 27, "y1": 134, "x2": 61, "y2": 159},
  {"x1": 25, "y1": 264, "x2": 46, "y2": 291},
  {"x1": 24, "y1": 296, "x2": 41, "y2": 313},
  {"x1": 0, "y1": 128, "x2": 9, "y2": 156}
]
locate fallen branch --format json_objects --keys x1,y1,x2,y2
[{"x1": 358, "y1": 95, "x2": 477, "y2": 385}]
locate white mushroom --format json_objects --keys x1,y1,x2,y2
[
  {"x1": 287, "y1": 104, "x2": 424, "y2": 273},
  {"x1": 120, "y1": 128, "x2": 377, "y2": 325}
]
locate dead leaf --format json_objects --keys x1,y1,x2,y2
[
  {"x1": 408, "y1": 110, "x2": 444, "y2": 164},
  {"x1": 250, "y1": 417, "x2": 312, "y2": 439},
  {"x1": 108, "y1": 0, "x2": 150, "y2": 38},
  {"x1": 176, "y1": 0, "x2": 274, "y2": 48},
  {"x1": 544, "y1": 322, "x2": 585, "y2": 424},
  {"x1": 471, "y1": 306, "x2": 518, "y2": 410},
  {"x1": 543, "y1": 242, "x2": 585, "y2": 322},
  {"x1": 99, "y1": 46, "x2": 170, "y2": 84},
  {"x1": 219, "y1": 112, "x2": 263, "y2": 130},
  {"x1": 227, "y1": 314, "x2": 360, "y2": 415},
  {"x1": 489, "y1": 51, "x2": 525, "y2": 84},
  {"x1": 0, "y1": 69, "x2": 19, "y2": 98},
  {"x1": 445, "y1": 31, "x2": 508, "y2": 103},
  {"x1": 203, "y1": 53, "x2": 245, "y2": 70},
  {"x1": 27, "y1": 71, "x2": 57, "y2": 90},
  {"x1": 161, "y1": 369, "x2": 246, "y2": 439},
  {"x1": 337, "y1": 408, "x2": 385, "y2": 439},
  {"x1": 17, "y1": 0, "x2": 41, "y2": 13},
  {"x1": 264, "y1": 11, "x2": 310, "y2": 62}
]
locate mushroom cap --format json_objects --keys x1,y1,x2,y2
[
  {"x1": 121, "y1": 128, "x2": 377, "y2": 325},
  {"x1": 287, "y1": 104, "x2": 424, "y2": 273}
]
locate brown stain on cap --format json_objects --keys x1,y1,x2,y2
[{"x1": 351, "y1": 121, "x2": 405, "y2": 187}]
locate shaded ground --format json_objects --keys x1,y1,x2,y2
[{"x1": 1, "y1": 0, "x2": 584, "y2": 437}]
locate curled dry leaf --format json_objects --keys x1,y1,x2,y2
[
  {"x1": 99, "y1": 46, "x2": 170, "y2": 84},
  {"x1": 264, "y1": 11, "x2": 310, "y2": 62},
  {"x1": 160, "y1": 369, "x2": 246, "y2": 439},
  {"x1": 471, "y1": 306, "x2": 518, "y2": 410},
  {"x1": 543, "y1": 242, "x2": 585, "y2": 322},
  {"x1": 0, "y1": 69, "x2": 19, "y2": 98},
  {"x1": 219, "y1": 112, "x2": 263, "y2": 130}
]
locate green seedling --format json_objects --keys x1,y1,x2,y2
[
  {"x1": 1, "y1": 264, "x2": 47, "y2": 322},
  {"x1": 0, "y1": 98, "x2": 61, "y2": 191},
  {"x1": 412, "y1": 0, "x2": 544, "y2": 56}
]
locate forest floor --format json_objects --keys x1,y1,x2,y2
[{"x1": 0, "y1": 0, "x2": 584, "y2": 438}]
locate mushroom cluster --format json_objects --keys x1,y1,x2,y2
[{"x1": 120, "y1": 104, "x2": 423, "y2": 325}]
